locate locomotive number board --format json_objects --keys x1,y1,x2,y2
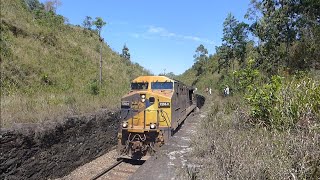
[
  {"x1": 158, "y1": 102, "x2": 170, "y2": 108},
  {"x1": 121, "y1": 101, "x2": 130, "y2": 108}
]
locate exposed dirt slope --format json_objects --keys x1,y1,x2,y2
[{"x1": 0, "y1": 110, "x2": 120, "y2": 180}]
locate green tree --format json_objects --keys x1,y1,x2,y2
[
  {"x1": 121, "y1": 44, "x2": 130, "y2": 60},
  {"x1": 292, "y1": 0, "x2": 320, "y2": 70},
  {"x1": 82, "y1": 16, "x2": 93, "y2": 30},
  {"x1": 233, "y1": 22, "x2": 249, "y2": 65},
  {"x1": 222, "y1": 13, "x2": 238, "y2": 62},
  {"x1": 245, "y1": 0, "x2": 320, "y2": 74},
  {"x1": 24, "y1": 0, "x2": 43, "y2": 11},
  {"x1": 93, "y1": 17, "x2": 106, "y2": 36},
  {"x1": 93, "y1": 17, "x2": 107, "y2": 85},
  {"x1": 217, "y1": 13, "x2": 249, "y2": 72},
  {"x1": 193, "y1": 44, "x2": 208, "y2": 76}
]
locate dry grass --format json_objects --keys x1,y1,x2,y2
[
  {"x1": 0, "y1": 0, "x2": 150, "y2": 127},
  {"x1": 181, "y1": 96, "x2": 320, "y2": 179}
]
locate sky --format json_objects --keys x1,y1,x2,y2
[{"x1": 44, "y1": 0, "x2": 251, "y2": 75}]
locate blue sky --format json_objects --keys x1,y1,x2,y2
[{"x1": 48, "y1": 0, "x2": 251, "y2": 75}]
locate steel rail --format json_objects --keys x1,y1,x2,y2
[{"x1": 90, "y1": 158, "x2": 124, "y2": 180}]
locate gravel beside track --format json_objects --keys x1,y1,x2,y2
[{"x1": 60, "y1": 149, "x2": 146, "y2": 180}]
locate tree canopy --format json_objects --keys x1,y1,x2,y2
[
  {"x1": 93, "y1": 17, "x2": 106, "y2": 36},
  {"x1": 121, "y1": 44, "x2": 131, "y2": 60}
]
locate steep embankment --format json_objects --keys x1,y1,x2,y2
[
  {"x1": 0, "y1": 0, "x2": 149, "y2": 127},
  {"x1": 1, "y1": 110, "x2": 120, "y2": 179}
]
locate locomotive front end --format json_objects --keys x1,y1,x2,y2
[{"x1": 118, "y1": 76, "x2": 173, "y2": 159}]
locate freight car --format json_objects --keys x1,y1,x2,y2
[{"x1": 118, "y1": 76, "x2": 197, "y2": 159}]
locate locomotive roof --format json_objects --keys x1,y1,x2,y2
[
  {"x1": 132, "y1": 76, "x2": 176, "y2": 83},
  {"x1": 132, "y1": 76, "x2": 194, "y2": 89}
]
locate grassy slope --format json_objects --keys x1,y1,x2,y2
[{"x1": 0, "y1": 0, "x2": 149, "y2": 127}]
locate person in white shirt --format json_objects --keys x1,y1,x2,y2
[{"x1": 225, "y1": 86, "x2": 229, "y2": 96}]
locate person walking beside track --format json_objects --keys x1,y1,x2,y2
[{"x1": 224, "y1": 86, "x2": 230, "y2": 97}]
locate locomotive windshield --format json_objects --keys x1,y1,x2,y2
[
  {"x1": 131, "y1": 82, "x2": 148, "y2": 90},
  {"x1": 151, "y1": 82, "x2": 173, "y2": 90}
]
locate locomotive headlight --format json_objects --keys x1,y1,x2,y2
[
  {"x1": 141, "y1": 94, "x2": 146, "y2": 102},
  {"x1": 122, "y1": 122, "x2": 128, "y2": 128},
  {"x1": 150, "y1": 123, "x2": 156, "y2": 129}
]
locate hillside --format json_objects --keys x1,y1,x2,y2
[{"x1": 0, "y1": 0, "x2": 149, "y2": 127}]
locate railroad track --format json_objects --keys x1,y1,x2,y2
[{"x1": 90, "y1": 158, "x2": 146, "y2": 180}]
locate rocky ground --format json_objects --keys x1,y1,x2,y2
[
  {"x1": 60, "y1": 148, "x2": 144, "y2": 180},
  {"x1": 0, "y1": 109, "x2": 120, "y2": 180}
]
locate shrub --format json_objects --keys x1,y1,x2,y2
[
  {"x1": 276, "y1": 77, "x2": 320, "y2": 130},
  {"x1": 246, "y1": 75, "x2": 320, "y2": 130},
  {"x1": 88, "y1": 79, "x2": 99, "y2": 95},
  {"x1": 34, "y1": 9, "x2": 64, "y2": 28},
  {"x1": 24, "y1": 0, "x2": 43, "y2": 11},
  {"x1": 0, "y1": 27, "x2": 12, "y2": 59},
  {"x1": 245, "y1": 75, "x2": 282, "y2": 127},
  {"x1": 233, "y1": 58, "x2": 260, "y2": 92}
]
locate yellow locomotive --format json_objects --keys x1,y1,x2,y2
[{"x1": 118, "y1": 76, "x2": 197, "y2": 159}]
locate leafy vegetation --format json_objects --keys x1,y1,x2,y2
[
  {"x1": 0, "y1": 0, "x2": 150, "y2": 127},
  {"x1": 179, "y1": 0, "x2": 319, "y2": 130},
  {"x1": 178, "y1": 0, "x2": 320, "y2": 178}
]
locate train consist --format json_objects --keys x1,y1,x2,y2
[{"x1": 118, "y1": 76, "x2": 198, "y2": 159}]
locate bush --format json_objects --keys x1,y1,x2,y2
[
  {"x1": 24, "y1": 0, "x2": 43, "y2": 11},
  {"x1": 0, "y1": 26, "x2": 12, "y2": 59},
  {"x1": 233, "y1": 58, "x2": 260, "y2": 92},
  {"x1": 246, "y1": 75, "x2": 320, "y2": 130},
  {"x1": 34, "y1": 9, "x2": 64, "y2": 28},
  {"x1": 276, "y1": 77, "x2": 320, "y2": 130},
  {"x1": 88, "y1": 79, "x2": 99, "y2": 95},
  {"x1": 246, "y1": 75, "x2": 282, "y2": 127}
]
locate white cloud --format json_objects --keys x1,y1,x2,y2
[
  {"x1": 135, "y1": 25, "x2": 214, "y2": 45},
  {"x1": 129, "y1": 33, "x2": 154, "y2": 40},
  {"x1": 147, "y1": 26, "x2": 176, "y2": 37},
  {"x1": 147, "y1": 26, "x2": 165, "y2": 33}
]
